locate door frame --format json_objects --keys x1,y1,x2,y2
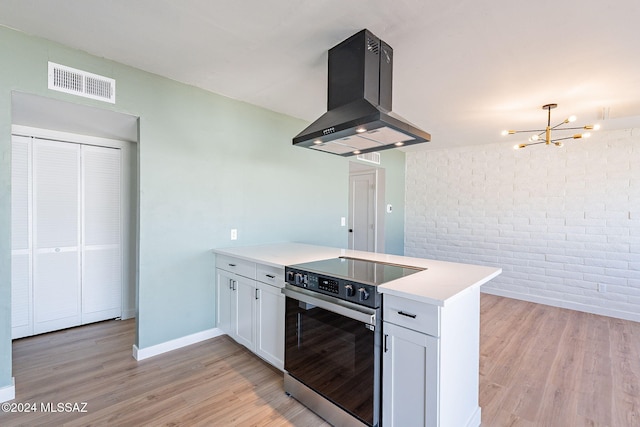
[
  {"x1": 348, "y1": 162, "x2": 385, "y2": 253},
  {"x1": 11, "y1": 124, "x2": 136, "y2": 323}
]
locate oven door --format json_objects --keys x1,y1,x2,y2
[{"x1": 282, "y1": 285, "x2": 381, "y2": 427}]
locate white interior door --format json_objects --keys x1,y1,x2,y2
[
  {"x1": 349, "y1": 170, "x2": 376, "y2": 251},
  {"x1": 81, "y1": 145, "x2": 122, "y2": 323},
  {"x1": 32, "y1": 139, "x2": 82, "y2": 335}
]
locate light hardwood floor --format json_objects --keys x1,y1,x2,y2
[
  {"x1": 479, "y1": 294, "x2": 640, "y2": 426},
  {"x1": 2, "y1": 320, "x2": 329, "y2": 427},
  {"x1": 2, "y1": 294, "x2": 639, "y2": 426}
]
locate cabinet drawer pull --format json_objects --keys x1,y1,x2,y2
[
  {"x1": 265, "y1": 274, "x2": 276, "y2": 279},
  {"x1": 398, "y1": 311, "x2": 417, "y2": 319},
  {"x1": 255, "y1": 288, "x2": 260, "y2": 300},
  {"x1": 228, "y1": 263, "x2": 236, "y2": 267}
]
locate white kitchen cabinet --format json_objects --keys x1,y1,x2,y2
[
  {"x1": 213, "y1": 244, "x2": 498, "y2": 426},
  {"x1": 216, "y1": 256, "x2": 256, "y2": 352},
  {"x1": 255, "y1": 280, "x2": 285, "y2": 370},
  {"x1": 233, "y1": 276, "x2": 257, "y2": 350},
  {"x1": 216, "y1": 268, "x2": 234, "y2": 336},
  {"x1": 215, "y1": 255, "x2": 285, "y2": 370},
  {"x1": 383, "y1": 322, "x2": 438, "y2": 426},
  {"x1": 382, "y1": 288, "x2": 482, "y2": 427}
]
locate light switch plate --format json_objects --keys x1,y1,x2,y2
[{"x1": 230, "y1": 229, "x2": 237, "y2": 240}]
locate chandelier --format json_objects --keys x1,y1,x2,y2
[{"x1": 502, "y1": 103, "x2": 600, "y2": 149}]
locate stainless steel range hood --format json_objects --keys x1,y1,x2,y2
[{"x1": 293, "y1": 29, "x2": 431, "y2": 156}]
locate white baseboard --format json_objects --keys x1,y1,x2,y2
[
  {"x1": 132, "y1": 328, "x2": 224, "y2": 361},
  {"x1": 0, "y1": 378, "x2": 15, "y2": 403},
  {"x1": 481, "y1": 288, "x2": 640, "y2": 323}
]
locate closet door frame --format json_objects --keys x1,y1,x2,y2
[{"x1": 11, "y1": 124, "x2": 134, "y2": 338}]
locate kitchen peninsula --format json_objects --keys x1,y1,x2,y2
[{"x1": 213, "y1": 242, "x2": 501, "y2": 427}]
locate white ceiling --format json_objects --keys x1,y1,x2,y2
[{"x1": 2, "y1": 0, "x2": 640, "y2": 150}]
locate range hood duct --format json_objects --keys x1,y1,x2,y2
[{"x1": 293, "y1": 29, "x2": 431, "y2": 156}]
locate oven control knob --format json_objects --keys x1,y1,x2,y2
[
  {"x1": 358, "y1": 287, "x2": 370, "y2": 301},
  {"x1": 294, "y1": 273, "x2": 304, "y2": 285},
  {"x1": 286, "y1": 271, "x2": 295, "y2": 283},
  {"x1": 345, "y1": 284, "x2": 355, "y2": 297}
]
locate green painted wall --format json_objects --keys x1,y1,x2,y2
[
  {"x1": 379, "y1": 149, "x2": 406, "y2": 255},
  {"x1": 0, "y1": 25, "x2": 406, "y2": 391}
]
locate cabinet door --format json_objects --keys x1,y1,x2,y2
[
  {"x1": 233, "y1": 276, "x2": 256, "y2": 351},
  {"x1": 255, "y1": 282, "x2": 285, "y2": 370},
  {"x1": 216, "y1": 269, "x2": 234, "y2": 335},
  {"x1": 383, "y1": 322, "x2": 439, "y2": 427}
]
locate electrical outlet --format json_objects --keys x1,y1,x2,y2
[
  {"x1": 230, "y1": 229, "x2": 237, "y2": 240},
  {"x1": 341, "y1": 217, "x2": 346, "y2": 227},
  {"x1": 598, "y1": 283, "x2": 607, "y2": 293}
]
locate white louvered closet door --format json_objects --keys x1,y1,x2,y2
[
  {"x1": 32, "y1": 139, "x2": 82, "y2": 335},
  {"x1": 81, "y1": 145, "x2": 122, "y2": 323},
  {"x1": 11, "y1": 136, "x2": 33, "y2": 338},
  {"x1": 12, "y1": 135, "x2": 123, "y2": 339}
]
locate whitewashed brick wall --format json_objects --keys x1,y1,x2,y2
[{"x1": 405, "y1": 129, "x2": 640, "y2": 321}]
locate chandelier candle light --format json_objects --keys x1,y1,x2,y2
[{"x1": 502, "y1": 103, "x2": 600, "y2": 149}]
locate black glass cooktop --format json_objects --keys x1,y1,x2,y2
[{"x1": 288, "y1": 256, "x2": 424, "y2": 286}]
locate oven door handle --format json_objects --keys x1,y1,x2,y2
[{"x1": 282, "y1": 286, "x2": 376, "y2": 326}]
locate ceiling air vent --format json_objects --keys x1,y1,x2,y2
[
  {"x1": 356, "y1": 152, "x2": 381, "y2": 165},
  {"x1": 48, "y1": 62, "x2": 116, "y2": 103}
]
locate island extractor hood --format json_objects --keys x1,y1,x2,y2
[{"x1": 293, "y1": 29, "x2": 431, "y2": 156}]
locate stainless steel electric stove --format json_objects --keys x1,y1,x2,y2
[{"x1": 282, "y1": 256, "x2": 424, "y2": 427}]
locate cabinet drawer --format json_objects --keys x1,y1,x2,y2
[
  {"x1": 383, "y1": 294, "x2": 440, "y2": 337},
  {"x1": 216, "y1": 255, "x2": 256, "y2": 279},
  {"x1": 256, "y1": 264, "x2": 285, "y2": 287}
]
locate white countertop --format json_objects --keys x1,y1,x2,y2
[{"x1": 213, "y1": 243, "x2": 501, "y2": 306}]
